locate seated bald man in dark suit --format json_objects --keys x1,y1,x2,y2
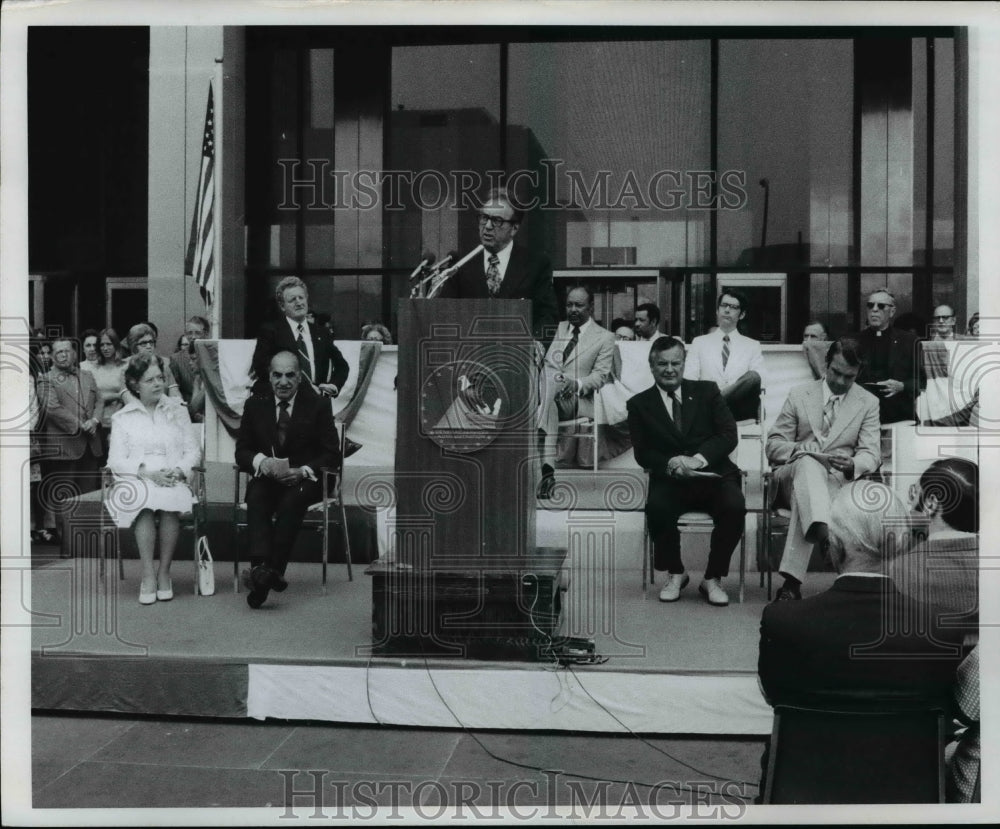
[
  {"x1": 437, "y1": 187, "x2": 558, "y2": 344},
  {"x1": 251, "y1": 276, "x2": 349, "y2": 398},
  {"x1": 235, "y1": 351, "x2": 341, "y2": 609},
  {"x1": 627, "y1": 336, "x2": 746, "y2": 607}
]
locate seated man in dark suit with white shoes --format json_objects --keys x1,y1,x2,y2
[
  {"x1": 627, "y1": 336, "x2": 746, "y2": 607},
  {"x1": 235, "y1": 351, "x2": 341, "y2": 609}
]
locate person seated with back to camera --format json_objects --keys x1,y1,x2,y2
[
  {"x1": 627, "y1": 336, "x2": 746, "y2": 607},
  {"x1": 235, "y1": 351, "x2": 341, "y2": 610},
  {"x1": 684, "y1": 289, "x2": 764, "y2": 422},
  {"x1": 889, "y1": 457, "x2": 979, "y2": 644},
  {"x1": 766, "y1": 337, "x2": 882, "y2": 601},
  {"x1": 756, "y1": 480, "x2": 966, "y2": 797}
]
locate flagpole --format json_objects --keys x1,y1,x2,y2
[{"x1": 211, "y1": 60, "x2": 223, "y2": 337}]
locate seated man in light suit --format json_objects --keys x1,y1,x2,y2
[
  {"x1": 537, "y1": 285, "x2": 615, "y2": 498},
  {"x1": 765, "y1": 337, "x2": 881, "y2": 601},
  {"x1": 684, "y1": 289, "x2": 764, "y2": 422}
]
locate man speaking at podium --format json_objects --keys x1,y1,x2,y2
[{"x1": 438, "y1": 187, "x2": 558, "y2": 344}]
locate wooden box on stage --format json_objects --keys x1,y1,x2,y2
[{"x1": 371, "y1": 548, "x2": 567, "y2": 661}]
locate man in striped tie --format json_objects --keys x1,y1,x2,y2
[
  {"x1": 250, "y1": 276, "x2": 349, "y2": 399},
  {"x1": 437, "y1": 187, "x2": 558, "y2": 346},
  {"x1": 765, "y1": 337, "x2": 881, "y2": 601},
  {"x1": 684, "y1": 290, "x2": 764, "y2": 422}
]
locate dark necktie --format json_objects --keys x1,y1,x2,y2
[
  {"x1": 562, "y1": 325, "x2": 581, "y2": 363},
  {"x1": 672, "y1": 391, "x2": 683, "y2": 432},
  {"x1": 296, "y1": 323, "x2": 313, "y2": 382},
  {"x1": 722, "y1": 334, "x2": 731, "y2": 370},
  {"x1": 486, "y1": 254, "x2": 501, "y2": 296},
  {"x1": 276, "y1": 400, "x2": 290, "y2": 450}
]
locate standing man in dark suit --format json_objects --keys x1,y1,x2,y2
[
  {"x1": 251, "y1": 276, "x2": 349, "y2": 398},
  {"x1": 235, "y1": 351, "x2": 341, "y2": 609},
  {"x1": 759, "y1": 480, "x2": 962, "y2": 706},
  {"x1": 37, "y1": 337, "x2": 104, "y2": 499},
  {"x1": 855, "y1": 288, "x2": 918, "y2": 425},
  {"x1": 627, "y1": 336, "x2": 746, "y2": 607},
  {"x1": 437, "y1": 187, "x2": 558, "y2": 344}
]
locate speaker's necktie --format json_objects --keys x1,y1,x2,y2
[
  {"x1": 822, "y1": 395, "x2": 837, "y2": 437},
  {"x1": 672, "y1": 391, "x2": 683, "y2": 432},
  {"x1": 562, "y1": 325, "x2": 581, "y2": 363},
  {"x1": 296, "y1": 323, "x2": 313, "y2": 382},
  {"x1": 276, "y1": 400, "x2": 290, "y2": 450},
  {"x1": 486, "y1": 254, "x2": 501, "y2": 296},
  {"x1": 722, "y1": 334, "x2": 730, "y2": 370}
]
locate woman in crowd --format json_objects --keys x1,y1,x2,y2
[
  {"x1": 29, "y1": 336, "x2": 57, "y2": 543},
  {"x1": 361, "y1": 321, "x2": 393, "y2": 345},
  {"x1": 89, "y1": 327, "x2": 127, "y2": 465},
  {"x1": 611, "y1": 318, "x2": 635, "y2": 341},
  {"x1": 966, "y1": 312, "x2": 979, "y2": 337},
  {"x1": 125, "y1": 323, "x2": 181, "y2": 399},
  {"x1": 107, "y1": 353, "x2": 199, "y2": 604},
  {"x1": 79, "y1": 329, "x2": 101, "y2": 374}
]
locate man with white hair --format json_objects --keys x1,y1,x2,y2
[{"x1": 759, "y1": 481, "x2": 963, "y2": 707}]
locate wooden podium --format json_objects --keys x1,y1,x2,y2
[{"x1": 371, "y1": 298, "x2": 565, "y2": 659}]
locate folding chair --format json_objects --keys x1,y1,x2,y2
[
  {"x1": 99, "y1": 464, "x2": 207, "y2": 589},
  {"x1": 231, "y1": 423, "x2": 352, "y2": 592},
  {"x1": 763, "y1": 701, "x2": 946, "y2": 803},
  {"x1": 641, "y1": 468, "x2": 749, "y2": 603}
]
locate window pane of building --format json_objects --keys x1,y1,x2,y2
[
  {"x1": 717, "y1": 39, "x2": 854, "y2": 269},
  {"x1": 387, "y1": 45, "x2": 502, "y2": 271},
  {"x1": 507, "y1": 41, "x2": 711, "y2": 270},
  {"x1": 933, "y1": 37, "x2": 955, "y2": 267}
]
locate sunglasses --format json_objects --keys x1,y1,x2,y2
[
  {"x1": 136, "y1": 338, "x2": 156, "y2": 347},
  {"x1": 866, "y1": 302, "x2": 894, "y2": 310}
]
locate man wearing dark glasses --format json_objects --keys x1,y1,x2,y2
[
  {"x1": 855, "y1": 289, "x2": 918, "y2": 425},
  {"x1": 437, "y1": 188, "x2": 558, "y2": 345}
]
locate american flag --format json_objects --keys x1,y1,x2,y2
[{"x1": 185, "y1": 84, "x2": 216, "y2": 305}]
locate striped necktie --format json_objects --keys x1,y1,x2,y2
[
  {"x1": 486, "y1": 254, "x2": 501, "y2": 296},
  {"x1": 672, "y1": 391, "x2": 683, "y2": 432},
  {"x1": 722, "y1": 334, "x2": 730, "y2": 370},
  {"x1": 562, "y1": 325, "x2": 580, "y2": 363},
  {"x1": 296, "y1": 323, "x2": 313, "y2": 382},
  {"x1": 276, "y1": 400, "x2": 290, "y2": 449},
  {"x1": 822, "y1": 396, "x2": 838, "y2": 436}
]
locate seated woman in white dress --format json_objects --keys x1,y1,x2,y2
[{"x1": 107, "y1": 353, "x2": 200, "y2": 605}]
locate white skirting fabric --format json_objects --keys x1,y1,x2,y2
[{"x1": 247, "y1": 664, "x2": 773, "y2": 735}]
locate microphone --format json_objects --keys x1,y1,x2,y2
[
  {"x1": 426, "y1": 245, "x2": 484, "y2": 298},
  {"x1": 408, "y1": 252, "x2": 436, "y2": 282},
  {"x1": 430, "y1": 250, "x2": 458, "y2": 276}
]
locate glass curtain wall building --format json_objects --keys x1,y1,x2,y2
[{"x1": 208, "y1": 27, "x2": 962, "y2": 342}]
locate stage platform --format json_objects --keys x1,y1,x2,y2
[{"x1": 30, "y1": 542, "x2": 837, "y2": 735}]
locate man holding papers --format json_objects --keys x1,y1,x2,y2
[
  {"x1": 765, "y1": 337, "x2": 881, "y2": 601},
  {"x1": 627, "y1": 337, "x2": 746, "y2": 607},
  {"x1": 235, "y1": 351, "x2": 341, "y2": 609}
]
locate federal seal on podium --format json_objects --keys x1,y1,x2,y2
[{"x1": 421, "y1": 359, "x2": 509, "y2": 453}]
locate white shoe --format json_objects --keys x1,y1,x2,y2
[
  {"x1": 699, "y1": 578, "x2": 729, "y2": 607},
  {"x1": 658, "y1": 573, "x2": 689, "y2": 602},
  {"x1": 139, "y1": 580, "x2": 157, "y2": 605},
  {"x1": 156, "y1": 580, "x2": 173, "y2": 602}
]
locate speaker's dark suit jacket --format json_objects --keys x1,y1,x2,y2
[
  {"x1": 627, "y1": 379, "x2": 739, "y2": 481},
  {"x1": 251, "y1": 318, "x2": 349, "y2": 395},
  {"x1": 759, "y1": 575, "x2": 963, "y2": 707},
  {"x1": 856, "y1": 326, "x2": 919, "y2": 424},
  {"x1": 439, "y1": 245, "x2": 558, "y2": 342}
]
